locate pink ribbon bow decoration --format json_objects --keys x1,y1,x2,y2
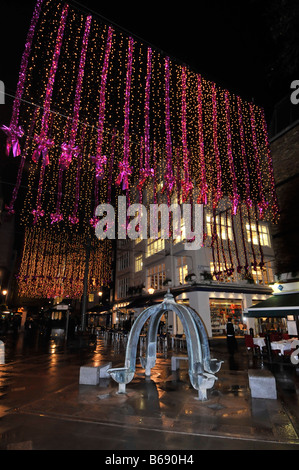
[
  {"x1": 60, "y1": 142, "x2": 80, "y2": 170},
  {"x1": 1, "y1": 124, "x2": 24, "y2": 157},
  {"x1": 69, "y1": 215, "x2": 79, "y2": 225},
  {"x1": 50, "y1": 212, "x2": 63, "y2": 224},
  {"x1": 91, "y1": 154, "x2": 107, "y2": 181},
  {"x1": 231, "y1": 193, "x2": 240, "y2": 216},
  {"x1": 181, "y1": 179, "x2": 194, "y2": 203},
  {"x1": 32, "y1": 131, "x2": 54, "y2": 165},
  {"x1": 89, "y1": 217, "x2": 98, "y2": 229},
  {"x1": 197, "y1": 184, "x2": 208, "y2": 205},
  {"x1": 137, "y1": 167, "x2": 155, "y2": 192},
  {"x1": 162, "y1": 172, "x2": 176, "y2": 196},
  {"x1": 32, "y1": 206, "x2": 45, "y2": 224},
  {"x1": 116, "y1": 160, "x2": 132, "y2": 191}
]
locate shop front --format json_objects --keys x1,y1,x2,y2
[{"x1": 210, "y1": 298, "x2": 245, "y2": 337}]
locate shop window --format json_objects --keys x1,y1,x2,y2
[{"x1": 210, "y1": 298, "x2": 244, "y2": 337}]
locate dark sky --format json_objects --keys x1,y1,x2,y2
[{"x1": 1, "y1": 0, "x2": 299, "y2": 121}]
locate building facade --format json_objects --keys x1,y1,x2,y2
[{"x1": 113, "y1": 203, "x2": 274, "y2": 338}]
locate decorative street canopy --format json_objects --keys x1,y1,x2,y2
[
  {"x1": 1, "y1": 0, "x2": 280, "y2": 298},
  {"x1": 2, "y1": 0, "x2": 279, "y2": 225}
]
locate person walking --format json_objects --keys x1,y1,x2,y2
[{"x1": 226, "y1": 317, "x2": 238, "y2": 355}]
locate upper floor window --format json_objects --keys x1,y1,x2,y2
[
  {"x1": 147, "y1": 263, "x2": 166, "y2": 290},
  {"x1": 176, "y1": 256, "x2": 188, "y2": 285},
  {"x1": 117, "y1": 277, "x2": 129, "y2": 299},
  {"x1": 146, "y1": 236, "x2": 165, "y2": 258},
  {"x1": 246, "y1": 223, "x2": 271, "y2": 247},
  {"x1": 206, "y1": 213, "x2": 233, "y2": 241},
  {"x1": 135, "y1": 254, "x2": 143, "y2": 272},
  {"x1": 118, "y1": 251, "x2": 130, "y2": 271}
]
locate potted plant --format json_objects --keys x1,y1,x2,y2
[
  {"x1": 201, "y1": 271, "x2": 213, "y2": 283},
  {"x1": 243, "y1": 273, "x2": 255, "y2": 284},
  {"x1": 185, "y1": 273, "x2": 197, "y2": 284}
]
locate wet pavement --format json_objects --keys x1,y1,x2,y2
[{"x1": 1, "y1": 331, "x2": 299, "y2": 451}]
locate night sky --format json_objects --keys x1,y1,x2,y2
[{"x1": 1, "y1": 0, "x2": 299, "y2": 121}]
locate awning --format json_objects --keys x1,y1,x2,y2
[
  {"x1": 246, "y1": 293, "x2": 299, "y2": 318},
  {"x1": 126, "y1": 297, "x2": 162, "y2": 309},
  {"x1": 87, "y1": 305, "x2": 112, "y2": 314}
]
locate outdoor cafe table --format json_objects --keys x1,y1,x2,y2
[
  {"x1": 271, "y1": 338, "x2": 298, "y2": 355},
  {"x1": 253, "y1": 336, "x2": 266, "y2": 352}
]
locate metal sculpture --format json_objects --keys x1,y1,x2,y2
[{"x1": 108, "y1": 291, "x2": 223, "y2": 400}]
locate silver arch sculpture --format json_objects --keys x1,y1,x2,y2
[{"x1": 108, "y1": 291, "x2": 223, "y2": 400}]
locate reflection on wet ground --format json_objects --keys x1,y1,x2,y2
[{"x1": 1, "y1": 332, "x2": 299, "y2": 450}]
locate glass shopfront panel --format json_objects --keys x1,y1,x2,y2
[{"x1": 210, "y1": 298, "x2": 244, "y2": 336}]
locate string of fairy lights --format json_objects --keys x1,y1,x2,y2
[
  {"x1": 1, "y1": 0, "x2": 280, "y2": 298},
  {"x1": 17, "y1": 228, "x2": 112, "y2": 299}
]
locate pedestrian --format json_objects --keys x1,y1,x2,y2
[{"x1": 226, "y1": 317, "x2": 238, "y2": 355}]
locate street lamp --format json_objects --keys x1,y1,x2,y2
[
  {"x1": 2, "y1": 290, "x2": 8, "y2": 303},
  {"x1": 148, "y1": 288, "x2": 155, "y2": 295}
]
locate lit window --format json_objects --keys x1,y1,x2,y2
[
  {"x1": 206, "y1": 212, "x2": 232, "y2": 240},
  {"x1": 252, "y1": 264, "x2": 274, "y2": 285},
  {"x1": 246, "y1": 223, "x2": 271, "y2": 247},
  {"x1": 173, "y1": 219, "x2": 186, "y2": 244},
  {"x1": 135, "y1": 254, "x2": 143, "y2": 272},
  {"x1": 146, "y1": 236, "x2": 165, "y2": 257},
  {"x1": 177, "y1": 257, "x2": 188, "y2": 285}
]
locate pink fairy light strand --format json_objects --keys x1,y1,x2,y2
[
  {"x1": 11, "y1": 0, "x2": 44, "y2": 127},
  {"x1": 1, "y1": 0, "x2": 44, "y2": 157},
  {"x1": 162, "y1": 57, "x2": 175, "y2": 200},
  {"x1": 69, "y1": 125, "x2": 87, "y2": 225},
  {"x1": 41, "y1": 3, "x2": 69, "y2": 133},
  {"x1": 107, "y1": 131, "x2": 116, "y2": 205},
  {"x1": 237, "y1": 96, "x2": 252, "y2": 208},
  {"x1": 138, "y1": 47, "x2": 154, "y2": 193},
  {"x1": 144, "y1": 47, "x2": 152, "y2": 169},
  {"x1": 249, "y1": 103, "x2": 267, "y2": 218},
  {"x1": 6, "y1": 109, "x2": 39, "y2": 215},
  {"x1": 124, "y1": 37, "x2": 134, "y2": 164},
  {"x1": 93, "y1": 25, "x2": 114, "y2": 181},
  {"x1": 181, "y1": 67, "x2": 193, "y2": 202},
  {"x1": 211, "y1": 83, "x2": 222, "y2": 208},
  {"x1": 69, "y1": 15, "x2": 92, "y2": 145},
  {"x1": 260, "y1": 108, "x2": 279, "y2": 220},
  {"x1": 59, "y1": 15, "x2": 92, "y2": 174},
  {"x1": 32, "y1": 6, "x2": 68, "y2": 223},
  {"x1": 224, "y1": 90, "x2": 239, "y2": 215},
  {"x1": 116, "y1": 37, "x2": 134, "y2": 191},
  {"x1": 197, "y1": 75, "x2": 207, "y2": 205}
]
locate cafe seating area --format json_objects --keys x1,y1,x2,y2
[{"x1": 244, "y1": 332, "x2": 298, "y2": 360}]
